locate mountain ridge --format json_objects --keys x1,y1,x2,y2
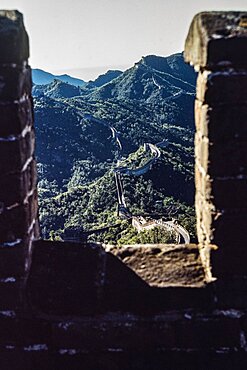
[
  {"x1": 32, "y1": 68, "x2": 86, "y2": 86},
  {"x1": 34, "y1": 52, "x2": 197, "y2": 242},
  {"x1": 80, "y1": 53, "x2": 196, "y2": 106},
  {"x1": 85, "y1": 70, "x2": 123, "y2": 88}
]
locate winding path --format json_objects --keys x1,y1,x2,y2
[{"x1": 80, "y1": 112, "x2": 190, "y2": 244}]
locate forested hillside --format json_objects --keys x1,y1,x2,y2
[{"x1": 33, "y1": 53, "x2": 197, "y2": 243}]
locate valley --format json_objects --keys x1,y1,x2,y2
[{"x1": 33, "y1": 52, "x2": 197, "y2": 244}]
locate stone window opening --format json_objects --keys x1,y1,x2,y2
[{"x1": 0, "y1": 10, "x2": 246, "y2": 368}]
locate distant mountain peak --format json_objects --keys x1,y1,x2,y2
[
  {"x1": 86, "y1": 69, "x2": 122, "y2": 88},
  {"x1": 32, "y1": 69, "x2": 85, "y2": 87},
  {"x1": 86, "y1": 53, "x2": 196, "y2": 103},
  {"x1": 137, "y1": 53, "x2": 183, "y2": 71},
  {"x1": 32, "y1": 78, "x2": 82, "y2": 99},
  {"x1": 32, "y1": 53, "x2": 196, "y2": 104}
]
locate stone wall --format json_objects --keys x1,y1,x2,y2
[
  {"x1": 4, "y1": 240, "x2": 247, "y2": 370},
  {"x1": 184, "y1": 11, "x2": 247, "y2": 281},
  {"x1": 0, "y1": 9, "x2": 246, "y2": 370},
  {"x1": 0, "y1": 10, "x2": 39, "y2": 314}
]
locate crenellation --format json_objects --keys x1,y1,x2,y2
[
  {"x1": 184, "y1": 11, "x2": 247, "y2": 69},
  {"x1": 0, "y1": 11, "x2": 29, "y2": 64},
  {"x1": 0, "y1": 11, "x2": 39, "y2": 293},
  {"x1": 185, "y1": 11, "x2": 247, "y2": 281}
]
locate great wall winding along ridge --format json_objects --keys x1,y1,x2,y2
[{"x1": 79, "y1": 112, "x2": 190, "y2": 244}]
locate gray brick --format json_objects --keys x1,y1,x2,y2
[
  {"x1": 185, "y1": 11, "x2": 247, "y2": 69},
  {"x1": 196, "y1": 70, "x2": 247, "y2": 105}
]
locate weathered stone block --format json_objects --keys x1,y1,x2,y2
[
  {"x1": 0, "y1": 159, "x2": 37, "y2": 207},
  {"x1": 32, "y1": 218, "x2": 40, "y2": 240},
  {"x1": 0, "y1": 314, "x2": 50, "y2": 345},
  {"x1": 51, "y1": 313, "x2": 241, "y2": 353},
  {"x1": 0, "y1": 348, "x2": 33, "y2": 370},
  {"x1": 195, "y1": 131, "x2": 247, "y2": 177},
  {"x1": 0, "y1": 129, "x2": 35, "y2": 175},
  {"x1": 109, "y1": 244, "x2": 205, "y2": 287},
  {"x1": 196, "y1": 70, "x2": 247, "y2": 104},
  {"x1": 51, "y1": 351, "x2": 247, "y2": 370},
  {"x1": 196, "y1": 195, "x2": 247, "y2": 247},
  {"x1": 0, "y1": 200, "x2": 34, "y2": 244},
  {"x1": 196, "y1": 167, "x2": 247, "y2": 208},
  {"x1": 176, "y1": 316, "x2": 240, "y2": 349},
  {"x1": 195, "y1": 193, "x2": 216, "y2": 245},
  {"x1": 52, "y1": 317, "x2": 176, "y2": 351},
  {"x1": 0, "y1": 99, "x2": 33, "y2": 137},
  {"x1": 212, "y1": 210, "x2": 247, "y2": 247},
  {"x1": 195, "y1": 102, "x2": 247, "y2": 143},
  {"x1": 0, "y1": 65, "x2": 32, "y2": 101},
  {"x1": 101, "y1": 251, "x2": 150, "y2": 312},
  {"x1": 26, "y1": 241, "x2": 103, "y2": 315},
  {"x1": 0, "y1": 348, "x2": 50, "y2": 370},
  {"x1": 185, "y1": 12, "x2": 247, "y2": 69},
  {"x1": 194, "y1": 132, "x2": 209, "y2": 172},
  {"x1": 212, "y1": 178, "x2": 247, "y2": 208},
  {"x1": 240, "y1": 312, "x2": 247, "y2": 333},
  {"x1": 211, "y1": 246, "x2": 247, "y2": 277},
  {"x1": 0, "y1": 278, "x2": 22, "y2": 309},
  {"x1": 210, "y1": 140, "x2": 247, "y2": 178},
  {"x1": 215, "y1": 277, "x2": 247, "y2": 307},
  {"x1": 195, "y1": 165, "x2": 212, "y2": 200},
  {"x1": 0, "y1": 10, "x2": 29, "y2": 63},
  {"x1": 27, "y1": 189, "x2": 39, "y2": 226},
  {"x1": 0, "y1": 243, "x2": 26, "y2": 277},
  {"x1": 100, "y1": 245, "x2": 211, "y2": 313}
]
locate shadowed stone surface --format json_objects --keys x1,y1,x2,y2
[
  {"x1": 27, "y1": 241, "x2": 210, "y2": 316},
  {"x1": 185, "y1": 11, "x2": 247, "y2": 282},
  {"x1": 0, "y1": 10, "x2": 29, "y2": 63},
  {"x1": 184, "y1": 11, "x2": 247, "y2": 68}
]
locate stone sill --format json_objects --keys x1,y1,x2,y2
[
  {"x1": 25, "y1": 240, "x2": 247, "y2": 317},
  {"x1": 107, "y1": 244, "x2": 206, "y2": 288},
  {"x1": 25, "y1": 240, "x2": 211, "y2": 317}
]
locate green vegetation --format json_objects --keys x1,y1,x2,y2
[
  {"x1": 34, "y1": 53, "x2": 197, "y2": 244},
  {"x1": 116, "y1": 225, "x2": 178, "y2": 245}
]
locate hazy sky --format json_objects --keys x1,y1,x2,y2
[{"x1": 0, "y1": 0, "x2": 246, "y2": 80}]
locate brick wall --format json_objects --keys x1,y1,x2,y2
[
  {"x1": 184, "y1": 11, "x2": 247, "y2": 281},
  {"x1": 0, "y1": 10, "x2": 39, "y2": 312},
  {"x1": 0, "y1": 9, "x2": 246, "y2": 370}
]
